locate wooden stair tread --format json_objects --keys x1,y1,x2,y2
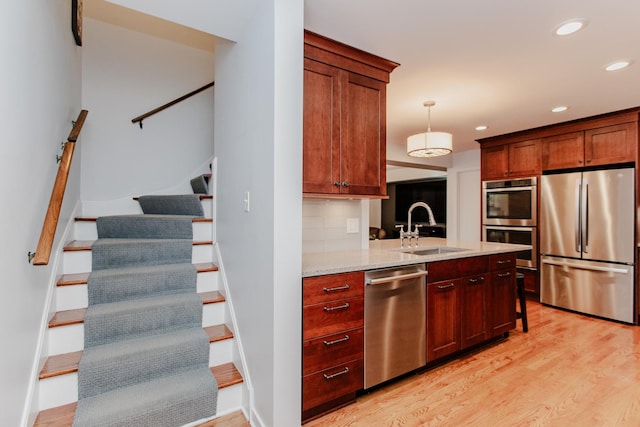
[
  {"x1": 35, "y1": 363, "x2": 241, "y2": 427},
  {"x1": 196, "y1": 410, "x2": 249, "y2": 427},
  {"x1": 49, "y1": 291, "x2": 225, "y2": 328},
  {"x1": 63, "y1": 239, "x2": 213, "y2": 251},
  {"x1": 56, "y1": 263, "x2": 219, "y2": 287},
  {"x1": 40, "y1": 351, "x2": 82, "y2": 380},
  {"x1": 200, "y1": 290, "x2": 225, "y2": 304},
  {"x1": 211, "y1": 362, "x2": 244, "y2": 388},
  {"x1": 49, "y1": 309, "x2": 86, "y2": 328},
  {"x1": 75, "y1": 216, "x2": 212, "y2": 223},
  {"x1": 41, "y1": 324, "x2": 234, "y2": 379},
  {"x1": 34, "y1": 402, "x2": 76, "y2": 427}
]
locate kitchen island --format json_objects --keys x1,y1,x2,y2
[
  {"x1": 301, "y1": 238, "x2": 528, "y2": 422},
  {"x1": 303, "y1": 237, "x2": 527, "y2": 276}
]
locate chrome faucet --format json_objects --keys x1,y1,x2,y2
[{"x1": 406, "y1": 202, "x2": 437, "y2": 247}]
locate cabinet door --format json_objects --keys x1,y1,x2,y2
[
  {"x1": 303, "y1": 59, "x2": 341, "y2": 194},
  {"x1": 427, "y1": 279, "x2": 461, "y2": 361},
  {"x1": 508, "y1": 139, "x2": 541, "y2": 177},
  {"x1": 481, "y1": 145, "x2": 509, "y2": 180},
  {"x1": 489, "y1": 269, "x2": 516, "y2": 336},
  {"x1": 585, "y1": 122, "x2": 636, "y2": 167},
  {"x1": 461, "y1": 274, "x2": 488, "y2": 348},
  {"x1": 542, "y1": 132, "x2": 584, "y2": 171},
  {"x1": 340, "y1": 72, "x2": 387, "y2": 196}
]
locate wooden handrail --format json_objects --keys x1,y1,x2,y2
[
  {"x1": 32, "y1": 110, "x2": 88, "y2": 266},
  {"x1": 131, "y1": 81, "x2": 214, "y2": 128}
]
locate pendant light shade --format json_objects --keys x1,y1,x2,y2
[{"x1": 407, "y1": 101, "x2": 452, "y2": 158}]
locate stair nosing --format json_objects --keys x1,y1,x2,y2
[
  {"x1": 41, "y1": 324, "x2": 234, "y2": 379},
  {"x1": 34, "y1": 363, "x2": 242, "y2": 427},
  {"x1": 49, "y1": 291, "x2": 226, "y2": 328},
  {"x1": 132, "y1": 195, "x2": 213, "y2": 200},
  {"x1": 56, "y1": 263, "x2": 219, "y2": 287},
  {"x1": 75, "y1": 216, "x2": 213, "y2": 223},
  {"x1": 63, "y1": 239, "x2": 214, "y2": 251}
]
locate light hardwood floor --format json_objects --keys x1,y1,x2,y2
[{"x1": 307, "y1": 301, "x2": 640, "y2": 427}]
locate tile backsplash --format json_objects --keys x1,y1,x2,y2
[{"x1": 302, "y1": 198, "x2": 368, "y2": 253}]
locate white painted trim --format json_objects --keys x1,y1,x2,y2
[
  {"x1": 213, "y1": 243, "x2": 253, "y2": 422},
  {"x1": 21, "y1": 201, "x2": 82, "y2": 427}
]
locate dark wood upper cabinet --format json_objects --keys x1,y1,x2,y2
[
  {"x1": 479, "y1": 108, "x2": 639, "y2": 176},
  {"x1": 303, "y1": 30, "x2": 399, "y2": 197},
  {"x1": 481, "y1": 139, "x2": 540, "y2": 180},
  {"x1": 584, "y1": 122, "x2": 636, "y2": 167},
  {"x1": 541, "y1": 131, "x2": 585, "y2": 170}
]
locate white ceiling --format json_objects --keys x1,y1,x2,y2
[
  {"x1": 91, "y1": 1, "x2": 640, "y2": 163},
  {"x1": 304, "y1": 0, "x2": 640, "y2": 159}
]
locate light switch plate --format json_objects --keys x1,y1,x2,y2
[{"x1": 243, "y1": 191, "x2": 250, "y2": 212}]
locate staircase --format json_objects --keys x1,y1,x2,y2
[{"x1": 33, "y1": 175, "x2": 246, "y2": 426}]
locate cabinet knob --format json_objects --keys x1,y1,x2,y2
[
  {"x1": 333, "y1": 181, "x2": 340, "y2": 187},
  {"x1": 342, "y1": 181, "x2": 350, "y2": 187}
]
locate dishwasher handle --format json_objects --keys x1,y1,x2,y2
[{"x1": 366, "y1": 269, "x2": 428, "y2": 286}]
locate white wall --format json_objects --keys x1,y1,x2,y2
[
  {"x1": 214, "y1": 0, "x2": 302, "y2": 425},
  {"x1": 446, "y1": 149, "x2": 481, "y2": 241},
  {"x1": 1, "y1": 1, "x2": 82, "y2": 426},
  {"x1": 80, "y1": 18, "x2": 215, "y2": 202}
]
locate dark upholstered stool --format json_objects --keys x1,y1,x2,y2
[{"x1": 516, "y1": 272, "x2": 528, "y2": 332}]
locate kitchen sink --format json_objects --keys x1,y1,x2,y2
[{"x1": 395, "y1": 246, "x2": 471, "y2": 256}]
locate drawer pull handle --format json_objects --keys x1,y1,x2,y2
[
  {"x1": 323, "y1": 303, "x2": 350, "y2": 312},
  {"x1": 323, "y1": 335, "x2": 350, "y2": 346},
  {"x1": 437, "y1": 283, "x2": 455, "y2": 290},
  {"x1": 323, "y1": 284, "x2": 350, "y2": 293},
  {"x1": 497, "y1": 272, "x2": 512, "y2": 278},
  {"x1": 323, "y1": 367, "x2": 350, "y2": 380},
  {"x1": 468, "y1": 277, "x2": 485, "y2": 284},
  {"x1": 497, "y1": 259, "x2": 512, "y2": 265}
]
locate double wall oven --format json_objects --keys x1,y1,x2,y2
[{"x1": 482, "y1": 177, "x2": 537, "y2": 269}]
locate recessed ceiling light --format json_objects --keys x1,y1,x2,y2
[
  {"x1": 605, "y1": 61, "x2": 631, "y2": 71},
  {"x1": 551, "y1": 106, "x2": 569, "y2": 113},
  {"x1": 475, "y1": 125, "x2": 488, "y2": 131},
  {"x1": 554, "y1": 19, "x2": 586, "y2": 36}
]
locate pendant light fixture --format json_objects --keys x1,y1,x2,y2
[{"x1": 407, "y1": 101, "x2": 453, "y2": 158}]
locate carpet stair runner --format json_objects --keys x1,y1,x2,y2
[{"x1": 35, "y1": 185, "x2": 243, "y2": 427}]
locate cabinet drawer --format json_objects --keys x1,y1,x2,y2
[
  {"x1": 302, "y1": 358, "x2": 363, "y2": 412},
  {"x1": 303, "y1": 271, "x2": 364, "y2": 305},
  {"x1": 303, "y1": 327, "x2": 364, "y2": 376},
  {"x1": 489, "y1": 253, "x2": 516, "y2": 271},
  {"x1": 303, "y1": 297, "x2": 364, "y2": 340},
  {"x1": 428, "y1": 256, "x2": 489, "y2": 282}
]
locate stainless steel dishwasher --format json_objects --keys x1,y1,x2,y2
[{"x1": 364, "y1": 263, "x2": 427, "y2": 389}]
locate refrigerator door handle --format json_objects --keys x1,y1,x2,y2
[
  {"x1": 542, "y1": 258, "x2": 630, "y2": 274},
  {"x1": 582, "y1": 180, "x2": 589, "y2": 253},
  {"x1": 575, "y1": 179, "x2": 581, "y2": 253}
]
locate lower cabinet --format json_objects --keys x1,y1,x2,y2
[
  {"x1": 489, "y1": 254, "x2": 517, "y2": 335},
  {"x1": 427, "y1": 278, "x2": 461, "y2": 361},
  {"x1": 427, "y1": 254, "x2": 516, "y2": 362},
  {"x1": 427, "y1": 256, "x2": 488, "y2": 361},
  {"x1": 302, "y1": 253, "x2": 517, "y2": 421},
  {"x1": 461, "y1": 273, "x2": 490, "y2": 348},
  {"x1": 302, "y1": 271, "x2": 364, "y2": 422}
]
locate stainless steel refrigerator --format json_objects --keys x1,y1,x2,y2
[{"x1": 540, "y1": 167, "x2": 635, "y2": 323}]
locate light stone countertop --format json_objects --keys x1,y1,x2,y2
[{"x1": 302, "y1": 237, "x2": 530, "y2": 277}]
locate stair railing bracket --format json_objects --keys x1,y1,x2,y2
[{"x1": 28, "y1": 251, "x2": 36, "y2": 263}]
